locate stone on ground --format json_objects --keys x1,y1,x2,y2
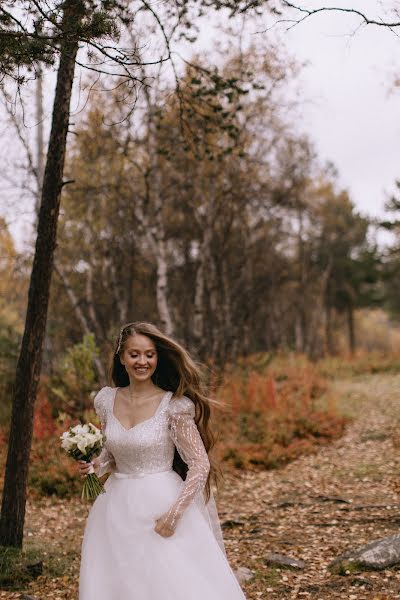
[
  {"x1": 235, "y1": 566, "x2": 254, "y2": 583},
  {"x1": 329, "y1": 534, "x2": 400, "y2": 572},
  {"x1": 264, "y1": 553, "x2": 306, "y2": 570}
]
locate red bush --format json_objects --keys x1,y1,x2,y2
[{"x1": 215, "y1": 356, "x2": 347, "y2": 471}]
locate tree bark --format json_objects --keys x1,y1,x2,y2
[
  {"x1": 193, "y1": 225, "x2": 212, "y2": 350},
  {"x1": 0, "y1": 0, "x2": 83, "y2": 548},
  {"x1": 347, "y1": 304, "x2": 356, "y2": 355},
  {"x1": 146, "y1": 98, "x2": 174, "y2": 336},
  {"x1": 155, "y1": 231, "x2": 174, "y2": 336},
  {"x1": 35, "y1": 65, "x2": 45, "y2": 214},
  {"x1": 325, "y1": 302, "x2": 334, "y2": 355}
]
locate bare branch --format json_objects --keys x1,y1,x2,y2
[{"x1": 280, "y1": 2, "x2": 400, "y2": 29}]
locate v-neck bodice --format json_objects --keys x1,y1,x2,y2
[
  {"x1": 111, "y1": 388, "x2": 171, "y2": 433},
  {"x1": 94, "y1": 387, "x2": 176, "y2": 475}
]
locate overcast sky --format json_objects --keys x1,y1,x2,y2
[
  {"x1": 280, "y1": 4, "x2": 400, "y2": 222},
  {"x1": 1, "y1": 1, "x2": 400, "y2": 249}
]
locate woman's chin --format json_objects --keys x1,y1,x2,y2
[{"x1": 129, "y1": 371, "x2": 154, "y2": 382}]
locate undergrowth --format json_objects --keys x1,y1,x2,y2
[
  {"x1": 0, "y1": 544, "x2": 75, "y2": 590},
  {"x1": 1, "y1": 352, "x2": 383, "y2": 497},
  {"x1": 215, "y1": 356, "x2": 348, "y2": 470}
]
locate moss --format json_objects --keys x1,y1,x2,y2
[
  {"x1": 253, "y1": 566, "x2": 280, "y2": 586},
  {"x1": 0, "y1": 544, "x2": 78, "y2": 590},
  {"x1": 0, "y1": 545, "x2": 43, "y2": 589},
  {"x1": 329, "y1": 559, "x2": 363, "y2": 576}
]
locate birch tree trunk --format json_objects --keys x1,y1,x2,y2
[
  {"x1": 144, "y1": 93, "x2": 174, "y2": 336},
  {"x1": 155, "y1": 229, "x2": 174, "y2": 336},
  {"x1": 193, "y1": 224, "x2": 213, "y2": 351},
  {"x1": 0, "y1": 0, "x2": 83, "y2": 548}
]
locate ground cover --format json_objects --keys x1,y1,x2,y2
[{"x1": 2, "y1": 361, "x2": 400, "y2": 598}]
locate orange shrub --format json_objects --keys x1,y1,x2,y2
[
  {"x1": 215, "y1": 356, "x2": 347, "y2": 470},
  {"x1": 33, "y1": 389, "x2": 57, "y2": 439}
]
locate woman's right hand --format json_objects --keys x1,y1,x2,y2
[{"x1": 78, "y1": 458, "x2": 98, "y2": 478}]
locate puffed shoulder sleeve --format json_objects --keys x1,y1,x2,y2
[
  {"x1": 94, "y1": 387, "x2": 110, "y2": 427},
  {"x1": 168, "y1": 396, "x2": 196, "y2": 418},
  {"x1": 162, "y1": 396, "x2": 210, "y2": 531},
  {"x1": 93, "y1": 387, "x2": 116, "y2": 477}
]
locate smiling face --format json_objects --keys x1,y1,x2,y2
[{"x1": 120, "y1": 334, "x2": 158, "y2": 384}]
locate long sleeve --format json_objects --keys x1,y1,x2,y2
[
  {"x1": 163, "y1": 397, "x2": 210, "y2": 531},
  {"x1": 93, "y1": 387, "x2": 116, "y2": 477}
]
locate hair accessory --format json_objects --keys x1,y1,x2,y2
[{"x1": 115, "y1": 328, "x2": 124, "y2": 355}]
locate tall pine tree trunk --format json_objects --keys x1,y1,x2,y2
[{"x1": 0, "y1": 0, "x2": 83, "y2": 548}]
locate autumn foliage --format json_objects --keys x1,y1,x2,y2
[{"x1": 215, "y1": 355, "x2": 347, "y2": 470}]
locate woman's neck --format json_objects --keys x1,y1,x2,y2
[{"x1": 127, "y1": 380, "x2": 158, "y2": 398}]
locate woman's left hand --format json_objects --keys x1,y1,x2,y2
[{"x1": 154, "y1": 514, "x2": 175, "y2": 538}]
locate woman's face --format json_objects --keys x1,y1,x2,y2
[{"x1": 120, "y1": 334, "x2": 158, "y2": 384}]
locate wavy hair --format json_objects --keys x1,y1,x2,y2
[{"x1": 110, "y1": 321, "x2": 218, "y2": 500}]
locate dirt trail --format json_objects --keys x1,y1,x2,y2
[
  {"x1": 223, "y1": 373, "x2": 400, "y2": 599},
  {"x1": 2, "y1": 373, "x2": 400, "y2": 600}
]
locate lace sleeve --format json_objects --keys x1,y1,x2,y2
[
  {"x1": 163, "y1": 396, "x2": 210, "y2": 531},
  {"x1": 93, "y1": 387, "x2": 116, "y2": 477}
]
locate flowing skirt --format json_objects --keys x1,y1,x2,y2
[{"x1": 79, "y1": 470, "x2": 247, "y2": 599}]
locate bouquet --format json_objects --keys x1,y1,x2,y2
[{"x1": 60, "y1": 422, "x2": 106, "y2": 501}]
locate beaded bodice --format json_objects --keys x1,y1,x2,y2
[{"x1": 95, "y1": 387, "x2": 176, "y2": 476}]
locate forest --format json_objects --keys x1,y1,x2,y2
[{"x1": 2, "y1": 1, "x2": 400, "y2": 599}]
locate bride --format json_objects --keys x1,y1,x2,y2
[{"x1": 78, "y1": 321, "x2": 247, "y2": 599}]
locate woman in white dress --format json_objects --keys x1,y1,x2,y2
[{"x1": 78, "y1": 321, "x2": 247, "y2": 600}]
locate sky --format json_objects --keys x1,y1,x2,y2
[
  {"x1": 279, "y1": 4, "x2": 400, "y2": 222},
  {"x1": 1, "y1": 1, "x2": 400, "y2": 249}
]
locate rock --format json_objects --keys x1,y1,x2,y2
[
  {"x1": 329, "y1": 534, "x2": 400, "y2": 573},
  {"x1": 234, "y1": 566, "x2": 254, "y2": 583},
  {"x1": 264, "y1": 553, "x2": 306, "y2": 570}
]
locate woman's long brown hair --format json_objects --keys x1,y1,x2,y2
[{"x1": 110, "y1": 321, "x2": 218, "y2": 501}]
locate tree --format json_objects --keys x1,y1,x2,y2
[
  {"x1": 312, "y1": 186, "x2": 376, "y2": 354},
  {"x1": 380, "y1": 185, "x2": 400, "y2": 319},
  {"x1": 0, "y1": 0, "x2": 89, "y2": 548},
  {"x1": 0, "y1": 0, "x2": 274, "y2": 548},
  {"x1": 51, "y1": 40, "x2": 300, "y2": 367}
]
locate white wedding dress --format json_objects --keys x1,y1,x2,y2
[{"x1": 79, "y1": 386, "x2": 247, "y2": 600}]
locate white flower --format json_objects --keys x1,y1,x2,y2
[
  {"x1": 83, "y1": 433, "x2": 98, "y2": 448},
  {"x1": 75, "y1": 435, "x2": 88, "y2": 453},
  {"x1": 61, "y1": 437, "x2": 74, "y2": 451},
  {"x1": 71, "y1": 424, "x2": 85, "y2": 436}
]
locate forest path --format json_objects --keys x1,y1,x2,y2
[
  {"x1": 226, "y1": 373, "x2": 400, "y2": 600},
  {"x1": 2, "y1": 373, "x2": 400, "y2": 600}
]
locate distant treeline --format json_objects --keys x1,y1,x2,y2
[{"x1": 2, "y1": 43, "x2": 400, "y2": 386}]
